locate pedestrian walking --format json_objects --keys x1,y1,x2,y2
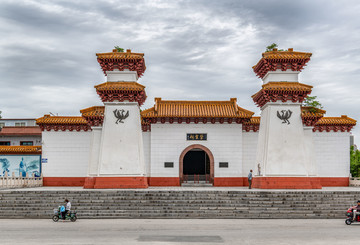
[{"x1": 248, "y1": 170, "x2": 253, "y2": 189}]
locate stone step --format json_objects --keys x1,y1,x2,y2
[{"x1": 0, "y1": 189, "x2": 358, "y2": 219}]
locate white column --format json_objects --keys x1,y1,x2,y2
[
  {"x1": 255, "y1": 102, "x2": 309, "y2": 176},
  {"x1": 87, "y1": 126, "x2": 102, "y2": 176},
  {"x1": 303, "y1": 126, "x2": 317, "y2": 176},
  {"x1": 97, "y1": 102, "x2": 146, "y2": 177}
]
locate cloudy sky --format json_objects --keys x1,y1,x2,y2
[{"x1": 1, "y1": 0, "x2": 359, "y2": 144}]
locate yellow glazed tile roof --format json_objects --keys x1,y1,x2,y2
[
  {"x1": 316, "y1": 116, "x2": 357, "y2": 126},
  {"x1": 96, "y1": 49, "x2": 144, "y2": 60},
  {"x1": 252, "y1": 82, "x2": 313, "y2": 98},
  {"x1": 0, "y1": 146, "x2": 41, "y2": 154},
  {"x1": 243, "y1": 117, "x2": 260, "y2": 125},
  {"x1": 94, "y1": 82, "x2": 145, "y2": 91},
  {"x1": 262, "y1": 50, "x2": 312, "y2": 60},
  {"x1": 253, "y1": 50, "x2": 312, "y2": 69},
  {"x1": 301, "y1": 107, "x2": 326, "y2": 118},
  {"x1": 262, "y1": 82, "x2": 313, "y2": 91},
  {"x1": 80, "y1": 106, "x2": 105, "y2": 117},
  {"x1": 141, "y1": 98, "x2": 254, "y2": 118},
  {"x1": 36, "y1": 115, "x2": 88, "y2": 125}
]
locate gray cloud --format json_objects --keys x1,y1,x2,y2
[{"x1": 0, "y1": 0, "x2": 359, "y2": 144}]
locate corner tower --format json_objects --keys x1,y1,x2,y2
[
  {"x1": 251, "y1": 48, "x2": 321, "y2": 189},
  {"x1": 83, "y1": 49, "x2": 147, "y2": 188}
]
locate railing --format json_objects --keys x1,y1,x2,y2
[
  {"x1": 350, "y1": 177, "x2": 360, "y2": 187},
  {"x1": 183, "y1": 174, "x2": 212, "y2": 184},
  {"x1": 0, "y1": 172, "x2": 43, "y2": 188}
]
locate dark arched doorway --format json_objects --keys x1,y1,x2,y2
[{"x1": 179, "y1": 144, "x2": 214, "y2": 184}]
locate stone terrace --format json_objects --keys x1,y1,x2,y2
[{"x1": 0, "y1": 187, "x2": 359, "y2": 219}]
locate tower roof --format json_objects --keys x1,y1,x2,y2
[
  {"x1": 252, "y1": 82, "x2": 313, "y2": 107},
  {"x1": 94, "y1": 81, "x2": 147, "y2": 105},
  {"x1": 253, "y1": 48, "x2": 312, "y2": 78},
  {"x1": 94, "y1": 81, "x2": 145, "y2": 92},
  {"x1": 96, "y1": 49, "x2": 146, "y2": 77}
]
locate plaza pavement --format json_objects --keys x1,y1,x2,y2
[{"x1": 0, "y1": 218, "x2": 357, "y2": 245}]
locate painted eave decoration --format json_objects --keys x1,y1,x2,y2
[{"x1": 0, "y1": 146, "x2": 42, "y2": 154}]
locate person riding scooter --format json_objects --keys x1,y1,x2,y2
[
  {"x1": 61, "y1": 199, "x2": 71, "y2": 220},
  {"x1": 352, "y1": 200, "x2": 360, "y2": 221}
]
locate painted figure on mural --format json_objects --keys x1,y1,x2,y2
[
  {"x1": 19, "y1": 157, "x2": 27, "y2": 177},
  {"x1": 0, "y1": 158, "x2": 10, "y2": 176}
]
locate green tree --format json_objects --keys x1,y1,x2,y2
[
  {"x1": 265, "y1": 43, "x2": 285, "y2": 52},
  {"x1": 350, "y1": 145, "x2": 360, "y2": 177},
  {"x1": 114, "y1": 46, "x2": 124, "y2": 52},
  {"x1": 266, "y1": 43, "x2": 278, "y2": 52},
  {"x1": 0, "y1": 110, "x2": 2, "y2": 119},
  {"x1": 302, "y1": 96, "x2": 323, "y2": 112}
]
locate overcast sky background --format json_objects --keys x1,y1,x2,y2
[{"x1": 1, "y1": 0, "x2": 359, "y2": 145}]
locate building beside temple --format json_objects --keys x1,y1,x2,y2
[{"x1": 19, "y1": 48, "x2": 356, "y2": 189}]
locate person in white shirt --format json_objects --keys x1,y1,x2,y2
[{"x1": 62, "y1": 199, "x2": 71, "y2": 220}]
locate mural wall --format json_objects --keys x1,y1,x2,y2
[{"x1": 0, "y1": 155, "x2": 41, "y2": 177}]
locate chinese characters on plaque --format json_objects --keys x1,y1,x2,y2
[{"x1": 186, "y1": 133, "x2": 207, "y2": 141}]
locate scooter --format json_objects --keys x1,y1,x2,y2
[
  {"x1": 345, "y1": 206, "x2": 360, "y2": 225},
  {"x1": 52, "y1": 206, "x2": 77, "y2": 222}
]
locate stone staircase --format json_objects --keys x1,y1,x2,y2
[{"x1": 0, "y1": 189, "x2": 359, "y2": 219}]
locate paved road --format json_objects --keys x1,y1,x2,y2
[{"x1": 0, "y1": 219, "x2": 357, "y2": 245}]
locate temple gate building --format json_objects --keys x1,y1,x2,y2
[{"x1": 31, "y1": 48, "x2": 356, "y2": 189}]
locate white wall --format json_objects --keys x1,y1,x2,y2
[
  {"x1": 262, "y1": 70, "x2": 299, "y2": 84},
  {"x1": 314, "y1": 131, "x2": 350, "y2": 177},
  {"x1": 143, "y1": 131, "x2": 151, "y2": 176},
  {"x1": 150, "y1": 123, "x2": 243, "y2": 178},
  {"x1": 42, "y1": 130, "x2": 91, "y2": 177},
  {"x1": 242, "y1": 131, "x2": 258, "y2": 175}
]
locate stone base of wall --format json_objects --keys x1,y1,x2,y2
[
  {"x1": 320, "y1": 177, "x2": 349, "y2": 187},
  {"x1": 148, "y1": 177, "x2": 180, "y2": 186},
  {"x1": 83, "y1": 176, "x2": 148, "y2": 189},
  {"x1": 213, "y1": 177, "x2": 247, "y2": 187},
  {"x1": 350, "y1": 178, "x2": 360, "y2": 186},
  {"x1": 43, "y1": 177, "x2": 85, "y2": 186},
  {"x1": 252, "y1": 177, "x2": 322, "y2": 189}
]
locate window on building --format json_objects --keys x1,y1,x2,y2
[
  {"x1": 0, "y1": 141, "x2": 10, "y2": 145},
  {"x1": 219, "y1": 162, "x2": 229, "y2": 168},
  {"x1": 20, "y1": 141, "x2": 33, "y2": 146},
  {"x1": 164, "y1": 162, "x2": 174, "y2": 168},
  {"x1": 15, "y1": 122, "x2": 26, "y2": 127}
]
